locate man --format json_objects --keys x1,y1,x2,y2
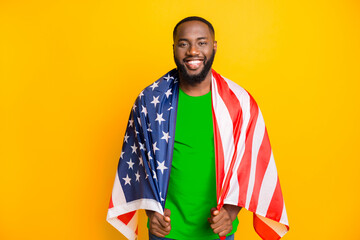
[
  {"x1": 145, "y1": 17, "x2": 241, "y2": 240},
  {"x1": 107, "y1": 16, "x2": 289, "y2": 240}
]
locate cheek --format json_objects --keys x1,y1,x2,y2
[
  {"x1": 204, "y1": 49, "x2": 215, "y2": 59},
  {"x1": 204, "y1": 48, "x2": 213, "y2": 55},
  {"x1": 174, "y1": 50, "x2": 185, "y2": 60}
]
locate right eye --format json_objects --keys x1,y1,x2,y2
[{"x1": 178, "y1": 42, "x2": 188, "y2": 47}]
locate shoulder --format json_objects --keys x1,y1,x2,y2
[
  {"x1": 221, "y1": 75, "x2": 249, "y2": 98},
  {"x1": 132, "y1": 69, "x2": 179, "y2": 118},
  {"x1": 214, "y1": 72, "x2": 258, "y2": 111},
  {"x1": 135, "y1": 69, "x2": 178, "y2": 102}
]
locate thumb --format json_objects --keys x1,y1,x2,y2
[
  {"x1": 210, "y1": 207, "x2": 219, "y2": 216},
  {"x1": 164, "y1": 208, "x2": 171, "y2": 216},
  {"x1": 164, "y1": 208, "x2": 171, "y2": 222}
]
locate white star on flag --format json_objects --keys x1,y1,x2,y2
[
  {"x1": 122, "y1": 174, "x2": 131, "y2": 185},
  {"x1": 137, "y1": 117, "x2": 142, "y2": 127},
  {"x1": 120, "y1": 151, "x2": 125, "y2": 159},
  {"x1": 152, "y1": 142, "x2": 160, "y2": 153},
  {"x1": 135, "y1": 171, "x2": 141, "y2": 182},
  {"x1": 132, "y1": 103, "x2": 137, "y2": 111},
  {"x1": 141, "y1": 105, "x2": 147, "y2": 116},
  {"x1": 148, "y1": 151, "x2": 152, "y2": 160},
  {"x1": 165, "y1": 89, "x2": 172, "y2": 98},
  {"x1": 159, "y1": 192, "x2": 165, "y2": 201},
  {"x1": 147, "y1": 123, "x2": 152, "y2": 132},
  {"x1": 163, "y1": 74, "x2": 174, "y2": 81},
  {"x1": 152, "y1": 170, "x2": 157, "y2": 179},
  {"x1": 139, "y1": 156, "x2": 144, "y2": 166},
  {"x1": 168, "y1": 106, "x2": 173, "y2": 111},
  {"x1": 155, "y1": 113, "x2": 165, "y2": 125},
  {"x1": 131, "y1": 143, "x2": 137, "y2": 153},
  {"x1": 161, "y1": 131, "x2": 171, "y2": 143},
  {"x1": 150, "y1": 81, "x2": 159, "y2": 90},
  {"x1": 139, "y1": 142, "x2": 145, "y2": 151},
  {"x1": 139, "y1": 90, "x2": 144, "y2": 99},
  {"x1": 128, "y1": 119, "x2": 134, "y2": 127},
  {"x1": 127, "y1": 159, "x2": 135, "y2": 169},
  {"x1": 124, "y1": 133, "x2": 129, "y2": 143},
  {"x1": 157, "y1": 161, "x2": 168, "y2": 174},
  {"x1": 151, "y1": 96, "x2": 160, "y2": 107}
]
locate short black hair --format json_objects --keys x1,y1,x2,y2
[{"x1": 173, "y1": 16, "x2": 215, "y2": 40}]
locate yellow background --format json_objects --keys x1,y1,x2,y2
[{"x1": 1, "y1": 0, "x2": 360, "y2": 239}]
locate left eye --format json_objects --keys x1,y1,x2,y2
[{"x1": 199, "y1": 42, "x2": 207, "y2": 46}]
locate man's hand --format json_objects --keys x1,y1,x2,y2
[
  {"x1": 146, "y1": 208, "x2": 171, "y2": 237},
  {"x1": 208, "y1": 205, "x2": 242, "y2": 237}
]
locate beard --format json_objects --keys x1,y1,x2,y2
[{"x1": 174, "y1": 50, "x2": 216, "y2": 86}]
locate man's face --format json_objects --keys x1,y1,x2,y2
[{"x1": 173, "y1": 20, "x2": 217, "y2": 85}]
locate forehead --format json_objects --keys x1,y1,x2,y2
[{"x1": 174, "y1": 20, "x2": 213, "y2": 41}]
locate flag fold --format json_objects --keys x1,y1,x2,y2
[{"x1": 107, "y1": 69, "x2": 289, "y2": 240}]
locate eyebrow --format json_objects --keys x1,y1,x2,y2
[{"x1": 177, "y1": 37, "x2": 208, "y2": 42}]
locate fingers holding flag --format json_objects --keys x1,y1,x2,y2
[
  {"x1": 208, "y1": 207, "x2": 232, "y2": 237},
  {"x1": 208, "y1": 205, "x2": 242, "y2": 238},
  {"x1": 146, "y1": 208, "x2": 171, "y2": 238}
]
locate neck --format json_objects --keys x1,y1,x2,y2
[{"x1": 179, "y1": 70, "x2": 212, "y2": 96}]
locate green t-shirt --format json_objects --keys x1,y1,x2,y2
[{"x1": 163, "y1": 88, "x2": 238, "y2": 240}]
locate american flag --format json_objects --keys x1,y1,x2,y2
[{"x1": 107, "y1": 69, "x2": 289, "y2": 240}]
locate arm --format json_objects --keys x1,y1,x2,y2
[
  {"x1": 146, "y1": 208, "x2": 171, "y2": 237},
  {"x1": 208, "y1": 204, "x2": 242, "y2": 237}
]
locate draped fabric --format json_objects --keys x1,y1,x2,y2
[{"x1": 107, "y1": 69, "x2": 289, "y2": 240}]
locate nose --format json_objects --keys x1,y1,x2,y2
[{"x1": 187, "y1": 44, "x2": 200, "y2": 56}]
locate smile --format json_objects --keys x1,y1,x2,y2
[{"x1": 184, "y1": 59, "x2": 204, "y2": 70}]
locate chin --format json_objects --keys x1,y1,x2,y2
[{"x1": 185, "y1": 68, "x2": 204, "y2": 76}]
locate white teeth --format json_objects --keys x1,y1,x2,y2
[{"x1": 188, "y1": 60, "x2": 201, "y2": 64}]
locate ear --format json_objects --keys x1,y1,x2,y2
[{"x1": 213, "y1": 41, "x2": 218, "y2": 52}]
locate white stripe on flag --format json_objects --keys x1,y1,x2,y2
[
  {"x1": 126, "y1": 210, "x2": 139, "y2": 235},
  {"x1": 256, "y1": 152, "x2": 278, "y2": 215},
  {"x1": 280, "y1": 202, "x2": 289, "y2": 226},
  {"x1": 112, "y1": 171, "x2": 126, "y2": 206},
  {"x1": 212, "y1": 78, "x2": 235, "y2": 189},
  {"x1": 224, "y1": 86, "x2": 251, "y2": 205},
  {"x1": 245, "y1": 109, "x2": 265, "y2": 209},
  {"x1": 108, "y1": 198, "x2": 163, "y2": 219},
  {"x1": 106, "y1": 212, "x2": 137, "y2": 240}
]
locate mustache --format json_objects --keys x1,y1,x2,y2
[{"x1": 174, "y1": 50, "x2": 216, "y2": 86}]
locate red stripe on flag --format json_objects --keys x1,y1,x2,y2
[
  {"x1": 212, "y1": 108, "x2": 225, "y2": 199},
  {"x1": 212, "y1": 70, "x2": 242, "y2": 146},
  {"x1": 109, "y1": 196, "x2": 114, "y2": 209},
  {"x1": 117, "y1": 211, "x2": 136, "y2": 225},
  {"x1": 237, "y1": 96, "x2": 259, "y2": 206},
  {"x1": 248, "y1": 129, "x2": 272, "y2": 212},
  {"x1": 253, "y1": 214, "x2": 281, "y2": 240},
  {"x1": 212, "y1": 70, "x2": 243, "y2": 205},
  {"x1": 266, "y1": 178, "x2": 284, "y2": 222}
]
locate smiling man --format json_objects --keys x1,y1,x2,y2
[
  {"x1": 107, "y1": 16, "x2": 289, "y2": 240},
  {"x1": 145, "y1": 17, "x2": 241, "y2": 240},
  {"x1": 173, "y1": 18, "x2": 216, "y2": 90}
]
